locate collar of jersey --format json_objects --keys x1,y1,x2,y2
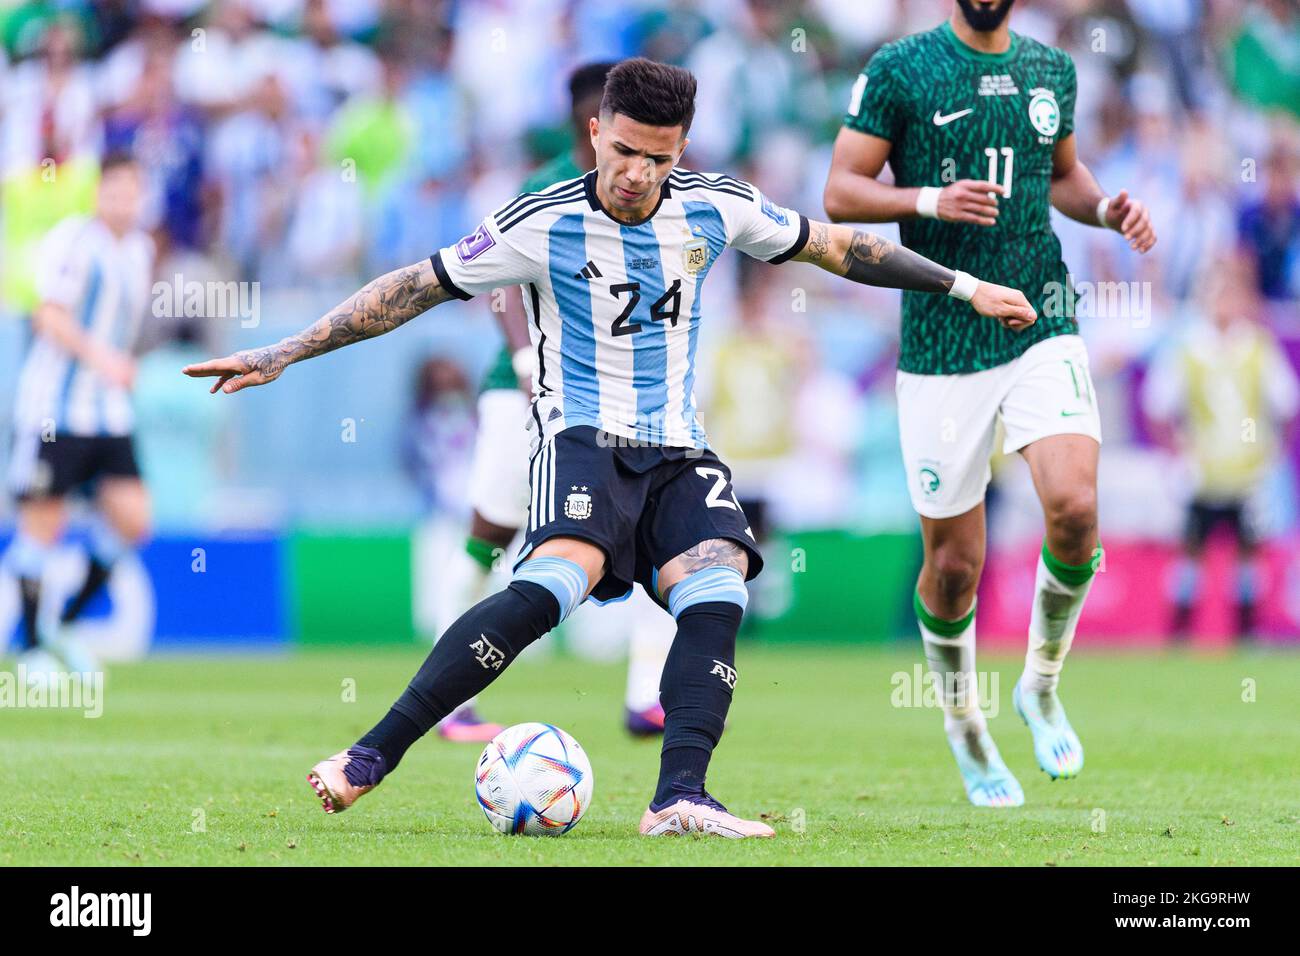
[
  {"x1": 941, "y1": 20, "x2": 1020, "y2": 64},
  {"x1": 584, "y1": 170, "x2": 672, "y2": 227}
]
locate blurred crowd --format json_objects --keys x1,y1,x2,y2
[{"x1": 1, "y1": 0, "x2": 1299, "y2": 546}]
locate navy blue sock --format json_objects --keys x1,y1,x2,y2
[
  {"x1": 61, "y1": 557, "x2": 111, "y2": 625},
  {"x1": 652, "y1": 601, "x2": 743, "y2": 808},
  {"x1": 358, "y1": 580, "x2": 560, "y2": 771},
  {"x1": 18, "y1": 577, "x2": 40, "y2": 651}
]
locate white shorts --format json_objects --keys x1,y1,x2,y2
[
  {"x1": 895, "y1": 334, "x2": 1102, "y2": 519},
  {"x1": 468, "y1": 388, "x2": 532, "y2": 528}
]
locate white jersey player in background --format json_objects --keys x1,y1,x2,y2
[{"x1": 4, "y1": 153, "x2": 154, "y2": 673}]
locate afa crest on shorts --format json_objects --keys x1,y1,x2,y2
[
  {"x1": 564, "y1": 486, "x2": 593, "y2": 520},
  {"x1": 1028, "y1": 88, "x2": 1060, "y2": 142}
]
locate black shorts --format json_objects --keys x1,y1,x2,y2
[
  {"x1": 1185, "y1": 498, "x2": 1256, "y2": 550},
  {"x1": 516, "y1": 426, "x2": 764, "y2": 605},
  {"x1": 8, "y1": 431, "x2": 141, "y2": 501}
]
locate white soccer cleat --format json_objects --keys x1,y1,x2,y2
[
  {"x1": 639, "y1": 793, "x2": 775, "y2": 838},
  {"x1": 946, "y1": 720, "x2": 1025, "y2": 808},
  {"x1": 1013, "y1": 678, "x2": 1084, "y2": 780}
]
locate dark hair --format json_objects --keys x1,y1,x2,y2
[
  {"x1": 599, "y1": 57, "x2": 697, "y2": 134},
  {"x1": 569, "y1": 61, "x2": 615, "y2": 109},
  {"x1": 100, "y1": 150, "x2": 140, "y2": 176}
]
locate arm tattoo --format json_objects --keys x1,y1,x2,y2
[
  {"x1": 804, "y1": 222, "x2": 832, "y2": 263},
  {"x1": 839, "y1": 228, "x2": 955, "y2": 294},
  {"x1": 236, "y1": 261, "x2": 450, "y2": 377},
  {"x1": 674, "y1": 538, "x2": 749, "y2": 576}
]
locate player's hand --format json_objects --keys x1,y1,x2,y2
[
  {"x1": 95, "y1": 350, "x2": 137, "y2": 390},
  {"x1": 1105, "y1": 189, "x2": 1156, "y2": 253},
  {"x1": 182, "y1": 349, "x2": 284, "y2": 394},
  {"x1": 969, "y1": 281, "x2": 1037, "y2": 331},
  {"x1": 937, "y1": 180, "x2": 1004, "y2": 226}
]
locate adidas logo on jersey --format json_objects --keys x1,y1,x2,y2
[{"x1": 573, "y1": 260, "x2": 603, "y2": 280}]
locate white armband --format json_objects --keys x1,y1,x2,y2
[
  {"x1": 916, "y1": 187, "x2": 942, "y2": 219},
  {"x1": 1096, "y1": 196, "x2": 1111, "y2": 228},
  {"x1": 948, "y1": 271, "x2": 979, "y2": 302},
  {"x1": 511, "y1": 346, "x2": 537, "y2": 380}
]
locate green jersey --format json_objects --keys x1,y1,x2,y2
[
  {"x1": 480, "y1": 151, "x2": 587, "y2": 393},
  {"x1": 843, "y1": 22, "x2": 1079, "y2": 374}
]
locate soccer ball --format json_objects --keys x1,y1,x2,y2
[{"x1": 474, "y1": 722, "x2": 594, "y2": 836}]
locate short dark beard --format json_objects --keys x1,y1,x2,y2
[{"x1": 956, "y1": 0, "x2": 1015, "y2": 32}]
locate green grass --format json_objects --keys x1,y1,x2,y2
[{"x1": 2, "y1": 645, "x2": 1298, "y2": 866}]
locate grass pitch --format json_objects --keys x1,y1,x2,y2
[{"x1": 2, "y1": 644, "x2": 1298, "y2": 866}]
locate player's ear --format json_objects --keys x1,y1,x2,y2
[
  {"x1": 588, "y1": 116, "x2": 600, "y2": 153},
  {"x1": 676, "y1": 136, "x2": 689, "y2": 164}
]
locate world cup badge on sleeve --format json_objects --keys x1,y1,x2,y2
[{"x1": 456, "y1": 223, "x2": 496, "y2": 263}]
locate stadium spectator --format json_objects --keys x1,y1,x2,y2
[
  {"x1": 1236, "y1": 140, "x2": 1300, "y2": 302},
  {"x1": 1142, "y1": 253, "x2": 1300, "y2": 640}
]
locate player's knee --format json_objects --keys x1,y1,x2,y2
[
  {"x1": 469, "y1": 511, "x2": 516, "y2": 550},
  {"x1": 659, "y1": 538, "x2": 749, "y2": 603},
  {"x1": 118, "y1": 514, "x2": 151, "y2": 546},
  {"x1": 927, "y1": 550, "x2": 981, "y2": 607},
  {"x1": 1044, "y1": 488, "x2": 1097, "y2": 547}
]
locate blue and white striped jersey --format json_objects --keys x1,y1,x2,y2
[
  {"x1": 13, "y1": 216, "x2": 154, "y2": 437},
  {"x1": 432, "y1": 169, "x2": 808, "y2": 450}
]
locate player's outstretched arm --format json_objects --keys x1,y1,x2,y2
[
  {"x1": 183, "y1": 259, "x2": 452, "y2": 394},
  {"x1": 793, "y1": 220, "x2": 1038, "y2": 330}
]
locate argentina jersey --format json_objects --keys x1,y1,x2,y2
[
  {"x1": 432, "y1": 169, "x2": 808, "y2": 450},
  {"x1": 13, "y1": 216, "x2": 154, "y2": 437}
]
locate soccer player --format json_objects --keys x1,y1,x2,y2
[
  {"x1": 4, "y1": 153, "x2": 155, "y2": 671},
  {"x1": 1142, "y1": 253, "x2": 1299, "y2": 642},
  {"x1": 438, "y1": 60, "x2": 677, "y2": 742},
  {"x1": 185, "y1": 58, "x2": 1035, "y2": 838},
  {"x1": 825, "y1": 0, "x2": 1157, "y2": 805}
]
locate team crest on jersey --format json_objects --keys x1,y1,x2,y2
[
  {"x1": 455, "y1": 223, "x2": 496, "y2": 263},
  {"x1": 683, "y1": 236, "x2": 709, "y2": 275},
  {"x1": 1027, "y1": 89, "x2": 1061, "y2": 140},
  {"x1": 564, "y1": 486, "x2": 593, "y2": 520}
]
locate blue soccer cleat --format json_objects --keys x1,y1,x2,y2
[
  {"x1": 1013, "y1": 678, "x2": 1084, "y2": 780},
  {"x1": 945, "y1": 720, "x2": 1025, "y2": 808}
]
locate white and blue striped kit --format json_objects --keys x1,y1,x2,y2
[
  {"x1": 433, "y1": 169, "x2": 808, "y2": 452},
  {"x1": 12, "y1": 216, "x2": 153, "y2": 438},
  {"x1": 9, "y1": 216, "x2": 153, "y2": 497}
]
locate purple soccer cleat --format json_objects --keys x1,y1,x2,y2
[
  {"x1": 625, "y1": 701, "x2": 666, "y2": 737},
  {"x1": 437, "y1": 704, "x2": 504, "y2": 743}
]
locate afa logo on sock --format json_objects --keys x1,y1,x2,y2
[
  {"x1": 470, "y1": 635, "x2": 505, "y2": 670},
  {"x1": 710, "y1": 660, "x2": 737, "y2": 690}
]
